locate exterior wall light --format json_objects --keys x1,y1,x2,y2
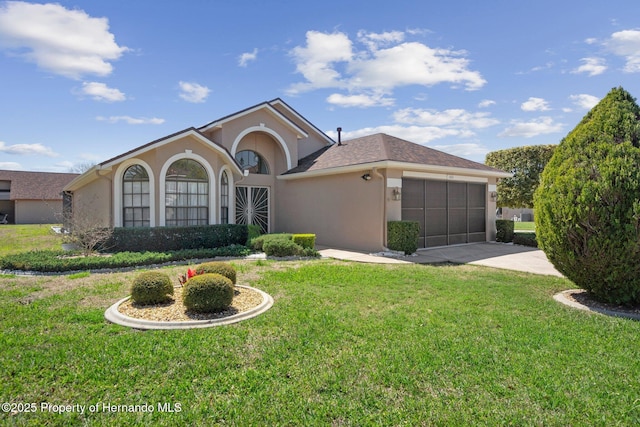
[
  {"x1": 361, "y1": 173, "x2": 371, "y2": 181},
  {"x1": 392, "y1": 187, "x2": 402, "y2": 201}
]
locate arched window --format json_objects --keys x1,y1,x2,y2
[
  {"x1": 220, "y1": 171, "x2": 229, "y2": 224},
  {"x1": 165, "y1": 159, "x2": 208, "y2": 226},
  {"x1": 123, "y1": 164, "x2": 150, "y2": 227},
  {"x1": 235, "y1": 150, "x2": 269, "y2": 174}
]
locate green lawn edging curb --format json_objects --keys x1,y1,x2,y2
[{"x1": 104, "y1": 285, "x2": 274, "y2": 330}]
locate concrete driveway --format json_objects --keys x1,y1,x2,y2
[{"x1": 319, "y1": 242, "x2": 563, "y2": 277}]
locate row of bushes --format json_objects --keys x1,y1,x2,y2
[
  {"x1": 250, "y1": 233, "x2": 319, "y2": 257},
  {"x1": 102, "y1": 224, "x2": 248, "y2": 252},
  {"x1": 131, "y1": 261, "x2": 237, "y2": 313},
  {"x1": 0, "y1": 229, "x2": 320, "y2": 272},
  {"x1": 0, "y1": 245, "x2": 250, "y2": 273},
  {"x1": 496, "y1": 219, "x2": 537, "y2": 247}
]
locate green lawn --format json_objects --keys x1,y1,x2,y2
[
  {"x1": 1, "y1": 259, "x2": 639, "y2": 425},
  {"x1": 0, "y1": 224, "x2": 63, "y2": 255},
  {"x1": 514, "y1": 221, "x2": 535, "y2": 232}
]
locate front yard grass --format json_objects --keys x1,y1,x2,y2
[
  {"x1": 0, "y1": 224, "x2": 62, "y2": 255},
  {"x1": 1, "y1": 260, "x2": 639, "y2": 425}
]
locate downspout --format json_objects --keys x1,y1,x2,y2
[{"x1": 371, "y1": 167, "x2": 386, "y2": 250}]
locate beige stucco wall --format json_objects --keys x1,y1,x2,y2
[
  {"x1": 71, "y1": 175, "x2": 112, "y2": 228},
  {"x1": 14, "y1": 200, "x2": 62, "y2": 224},
  {"x1": 205, "y1": 110, "x2": 301, "y2": 169},
  {"x1": 276, "y1": 171, "x2": 386, "y2": 252}
]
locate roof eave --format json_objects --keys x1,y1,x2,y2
[
  {"x1": 278, "y1": 160, "x2": 513, "y2": 181},
  {"x1": 199, "y1": 102, "x2": 309, "y2": 139}
]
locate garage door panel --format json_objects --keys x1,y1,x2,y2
[
  {"x1": 402, "y1": 178, "x2": 486, "y2": 248},
  {"x1": 425, "y1": 181, "x2": 447, "y2": 208},
  {"x1": 469, "y1": 208, "x2": 486, "y2": 233},
  {"x1": 425, "y1": 208, "x2": 446, "y2": 235},
  {"x1": 402, "y1": 179, "x2": 424, "y2": 209}
]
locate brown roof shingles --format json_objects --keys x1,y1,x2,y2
[
  {"x1": 0, "y1": 170, "x2": 78, "y2": 200},
  {"x1": 284, "y1": 133, "x2": 502, "y2": 175}
]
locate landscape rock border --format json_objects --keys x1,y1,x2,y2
[
  {"x1": 105, "y1": 284, "x2": 274, "y2": 330},
  {"x1": 553, "y1": 289, "x2": 640, "y2": 321}
]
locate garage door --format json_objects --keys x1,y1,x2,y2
[{"x1": 401, "y1": 178, "x2": 486, "y2": 248}]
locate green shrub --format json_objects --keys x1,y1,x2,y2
[
  {"x1": 0, "y1": 245, "x2": 251, "y2": 273},
  {"x1": 513, "y1": 232, "x2": 537, "y2": 247},
  {"x1": 246, "y1": 224, "x2": 262, "y2": 246},
  {"x1": 292, "y1": 234, "x2": 316, "y2": 249},
  {"x1": 103, "y1": 224, "x2": 248, "y2": 252},
  {"x1": 194, "y1": 261, "x2": 237, "y2": 284},
  {"x1": 496, "y1": 220, "x2": 515, "y2": 243},
  {"x1": 182, "y1": 273, "x2": 234, "y2": 313},
  {"x1": 251, "y1": 233, "x2": 292, "y2": 251},
  {"x1": 387, "y1": 221, "x2": 420, "y2": 255},
  {"x1": 300, "y1": 247, "x2": 321, "y2": 258},
  {"x1": 130, "y1": 271, "x2": 174, "y2": 305},
  {"x1": 534, "y1": 87, "x2": 640, "y2": 305},
  {"x1": 263, "y1": 239, "x2": 303, "y2": 257}
]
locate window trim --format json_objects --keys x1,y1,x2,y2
[
  {"x1": 113, "y1": 159, "x2": 156, "y2": 227},
  {"x1": 159, "y1": 152, "x2": 216, "y2": 226}
]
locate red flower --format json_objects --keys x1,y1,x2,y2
[{"x1": 187, "y1": 268, "x2": 196, "y2": 278}]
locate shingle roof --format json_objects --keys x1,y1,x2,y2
[
  {"x1": 284, "y1": 133, "x2": 504, "y2": 175},
  {"x1": 0, "y1": 170, "x2": 79, "y2": 200}
]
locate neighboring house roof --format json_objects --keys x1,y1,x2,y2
[
  {"x1": 281, "y1": 133, "x2": 510, "y2": 179},
  {"x1": 0, "y1": 170, "x2": 79, "y2": 200}
]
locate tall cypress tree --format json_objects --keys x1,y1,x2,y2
[{"x1": 534, "y1": 87, "x2": 640, "y2": 304}]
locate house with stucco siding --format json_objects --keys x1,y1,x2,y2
[
  {"x1": 0, "y1": 170, "x2": 78, "y2": 224},
  {"x1": 64, "y1": 99, "x2": 510, "y2": 252}
]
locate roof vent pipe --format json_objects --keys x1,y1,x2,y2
[{"x1": 337, "y1": 127, "x2": 342, "y2": 145}]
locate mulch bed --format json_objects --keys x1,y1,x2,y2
[
  {"x1": 118, "y1": 286, "x2": 264, "y2": 322},
  {"x1": 562, "y1": 289, "x2": 640, "y2": 318}
]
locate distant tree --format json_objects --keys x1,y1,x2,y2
[
  {"x1": 534, "y1": 87, "x2": 640, "y2": 305},
  {"x1": 485, "y1": 145, "x2": 555, "y2": 208},
  {"x1": 69, "y1": 162, "x2": 96, "y2": 174}
]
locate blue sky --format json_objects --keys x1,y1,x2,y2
[{"x1": 2, "y1": 0, "x2": 640, "y2": 172}]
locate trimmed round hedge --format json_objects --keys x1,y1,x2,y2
[
  {"x1": 534, "y1": 87, "x2": 640, "y2": 305},
  {"x1": 130, "y1": 271, "x2": 174, "y2": 305},
  {"x1": 195, "y1": 261, "x2": 236, "y2": 284},
  {"x1": 182, "y1": 273, "x2": 234, "y2": 313}
]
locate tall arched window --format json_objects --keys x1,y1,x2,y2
[
  {"x1": 235, "y1": 150, "x2": 269, "y2": 174},
  {"x1": 165, "y1": 159, "x2": 208, "y2": 226},
  {"x1": 123, "y1": 164, "x2": 150, "y2": 227},
  {"x1": 220, "y1": 171, "x2": 229, "y2": 224}
]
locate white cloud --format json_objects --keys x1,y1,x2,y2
[
  {"x1": 430, "y1": 143, "x2": 489, "y2": 159},
  {"x1": 606, "y1": 29, "x2": 640, "y2": 72},
  {"x1": 326, "y1": 125, "x2": 473, "y2": 144},
  {"x1": 478, "y1": 99, "x2": 495, "y2": 108},
  {"x1": 326, "y1": 92, "x2": 394, "y2": 108},
  {"x1": 357, "y1": 30, "x2": 405, "y2": 51},
  {"x1": 521, "y1": 97, "x2": 550, "y2": 112},
  {"x1": 569, "y1": 94, "x2": 600, "y2": 110},
  {"x1": 571, "y1": 57, "x2": 607, "y2": 76},
  {"x1": 348, "y1": 42, "x2": 485, "y2": 91},
  {"x1": 79, "y1": 82, "x2": 126, "y2": 102},
  {"x1": 0, "y1": 161, "x2": 22, "y2": 170},
  {"x1": 178, "y1": 81, "x2": 210, "y2": 103},
  {"x1": 288, "y1": 31, "x2": 353, "y2": 93},
  {"x1": 0, "y1": 1, "x2": 128, "y2": 79},
  {"x1": 287, "y1": 30, "x2": 485, "y2": 97},
  {"x1": 498, "y1": 117, "x2": 564, "y2": 138},
  {"x1": 96, "y1": 116, "x2": 164, "y2": 125},
  {"x1": 0, "y1": 141, "x2": 59, "y2": 157},
  {"x1": 393, "y1": 108, "x2": 499, "y2": 129},
  {"x1": 238, "y1": 48, "x2": 258, "y2": 67}
]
